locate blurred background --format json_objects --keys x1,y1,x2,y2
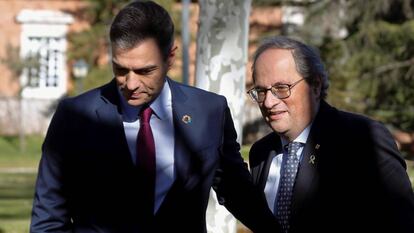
[{"x1": 0, "y1": 0, "x2": 413, "y2": 232}]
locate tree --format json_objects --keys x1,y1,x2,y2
[
  {"x1": 195, "y1": 0, "x2": 252, "y2": 232},
  {"x1": 295, "y1": 0, "x2": 414, "y2": 133},
  {"x1": 67, "y1": 0, "x2": 129, "y2": 95},
  {"x1": 1, "y1": 44, "x2": 40, "y2": 151},
  {"x1": 195, "y1": 0, "x2": 251, "y2": 143}
]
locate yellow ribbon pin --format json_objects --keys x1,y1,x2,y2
[{"x1": 309, "y1": 155, "x2": 316, "y2": 165}]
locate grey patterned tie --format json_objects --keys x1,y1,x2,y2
[{"x1": 276, "y1": 142, "x2": 301, "y2": 233}]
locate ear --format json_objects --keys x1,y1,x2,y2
[
  {"x1": 313, "y1": 77, "x2": 322, "y2": 99},
  {"x1": 167, "y1": 44, "x2": 178, "y2": 70}
]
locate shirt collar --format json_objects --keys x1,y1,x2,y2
[
  {"x1": 118, "y1": 80, "x2": 172, "y2": 122},
  {"x1": 280, "y1": 122, "x2": 313, "y2": 150},
  {"x1": 149, "y1": 80, "x2": 172, "y2": 121}
]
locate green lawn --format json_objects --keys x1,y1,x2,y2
[
  {"x1": 0, "y1": 172, "x2": 36, "y2": 233},
  {"x1": 0, "y1": 136, "x2": 413, "y2": 233},
  {"x1": 241, "y1": 145, "x2": 250, "y2": 161},
  {"x1": 407, "y1": 160, "x2": 414, "y2": 186},
  {"x1": 0, "y1": 136, "x2": 42, "y2": 168},
  {"x1": 0, "y1": 136, "x2": 42, "y2": 233}
]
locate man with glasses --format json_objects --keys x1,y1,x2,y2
[{"x1": 247, "y1": 36, "x2": 414, "y2": 233}]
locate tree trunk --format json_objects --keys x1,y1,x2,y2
[
  {"x1": 19, "y1": 96, "x2": 26, "y2": 152},
  {"x1": 195, "y1": 1, "x2": 252, "y2": 232},
  {"x1": 195, "y1": 0, "x2": 251, "y2": 144}
]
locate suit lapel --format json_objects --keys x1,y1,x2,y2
[
  {"x1": 291, "y1": 101, "x2": 333, "y2": 224},
  {"x1": 95, "y1": 79, "x2": 133, "y2": 166},
  {"x1": 168, "y1": 79, "x2": 201, "y2": 186},
  {"x1": 258, "y1": 135, "x2": 282, "y2": 190},
  {"x1": 290, "y1": 132, "x2": 320, "y2": 218},
  {"x1": 260, "y1": 151, "x2": 278, "y2": 189}
]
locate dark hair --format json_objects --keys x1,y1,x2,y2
[
  {"x1": 252, "y1": 36, "x2": 329, "y2": 99},
  {"x1": 109, "y1": 1, "x2": 174, "y2": 61}
]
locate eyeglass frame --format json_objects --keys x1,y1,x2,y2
[{"x1": 247, "y1": 78, "x2": 305, "y2": 103}]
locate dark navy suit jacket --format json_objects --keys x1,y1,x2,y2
[
  {"x1": 250, "y1": 100, "x2": 414, "y2": 233},
  {"x1": 30, "y1": 78, "x2": 278, "y2": 233}
]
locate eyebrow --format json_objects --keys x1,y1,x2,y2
[
  {"x1": 255, "y1": 81, "x2": 289, "y2": 89},
  {"x1": 112, "y1": 60, "x2": 158, "y2": 72}
]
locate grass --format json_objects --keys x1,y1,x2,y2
[
  {"x1": 0, "y1": 136, "x2": 413, "y2": 233},
  {"x1": 407, "y1": 160, "x2": 414, "y2": 186},
  {"x1": 0, "y1": 135, "x2": 42, "y2": 233},
  {"x1": 0, "y1": 136, "x2": 42, "y2": 168},
  {"x1": 0, "y1": 172, "x2": 37, "y2": 233},
  {"x1": 0, "y1": 173, "x2": 36, "y2": 233},
  {"x1": 241, "y1": 145, "x2": 251, "y2": 161}
]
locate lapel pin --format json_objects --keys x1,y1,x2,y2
[
  {"x1": 309, "y1": 154, "x2": 316, "y2": 165},
  {"x1": 182, "y1": 115, "x2": 192, "y2": 124},
  {"x1": 315, "y1": 144, "x2": 320, "y2": 150}
]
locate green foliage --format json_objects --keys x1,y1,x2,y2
[
  {"x1": 343, "y1": 20, "x2": 414, "y2": 130},
  {"x1": 86, "y1": 0, "x2": 130, "y2": 24},
  {"x1": 252, "y1": 0, "x2": 319, "y2": 6},
  {"x1": 68, "y1": 0, "x2": 128, "y2": 64},
  {"x1": 67, "y1": 0, "x2": 129, "y2": 94},
  {"x1": 68, "y1": 24, "x2": 108, "y2": 65},
  {"x1": 0, "y1": 44, "x2": 40, "y2": 94},
  {"x1": 1, "y1": 45, "x2": 25, "y2": 78},
  {"x1": 80, "y1": 66, "x2": 113, "y2": 96},
  {"x1": 252, "y1": 0, "x2": 281, "y2": 6},
  {"x1": 296, "y1": 0, "x2": 414, "y2": 131},
  {"x1": 153, "y1": 0, "x2": 173, "y2": 12}
]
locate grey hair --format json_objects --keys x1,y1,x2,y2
[{"x1": 252, "y1": 36, "x2": 329, "y2": 99}]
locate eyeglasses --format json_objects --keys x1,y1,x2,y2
[{"x1": 247, "y1": 78, "x2": 305, "y2": 103}]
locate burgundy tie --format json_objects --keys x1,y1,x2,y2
[{"x1": 137, "y1": 106, "x2": 155, "y2": 215}]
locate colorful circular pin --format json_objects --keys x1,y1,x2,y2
[{"x1": 182, "y1": 115, "x2": 192, "y2": 124}]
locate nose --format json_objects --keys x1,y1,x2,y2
[
  {"x1": 125, "y1": 72, "x2": 141, "y2": 91},
  {"x1": 262, "y1": 89, "x2": 280, "y2": 109}
]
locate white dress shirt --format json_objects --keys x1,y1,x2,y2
[
  {"x1": 264, "y1": 124, "x2": 312, "y2": 214},
  {"x1": 119, "y1": 80, "x2": 175, "y2": 214}
]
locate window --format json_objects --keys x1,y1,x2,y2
[{"x1": 17, "y1": 9, "x2": 73, "y2": 99}]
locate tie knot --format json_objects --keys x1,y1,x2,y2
[
  {"x1": 287, "y1": 141, "x2": 301, "y2": 157},
  {"x1": 140, "y1": 106, "x2": 153, "y2": 124}
]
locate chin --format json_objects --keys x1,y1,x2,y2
[
  {"x1": 127, "y1": 99, "x2": 146, "y2": 107},
  {"x1": 269, "y1": 122, "x2": 288, "y2": 134}
]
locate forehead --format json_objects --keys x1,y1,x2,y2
[
  {"x1": 254, "y1": 48, "x2": 300, "y2": 84},
  {"x1": 112, "y1": 38, "x2": 163, "y2": 68}
]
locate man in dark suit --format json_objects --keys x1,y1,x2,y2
[
  {"x1": 247, "y1": 36, "x2": 414, "y2": 233},
  {"x1": 30, "y1": 1, "x2": 278, "y2": 232}
]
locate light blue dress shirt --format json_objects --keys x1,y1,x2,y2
[
  {"x1": 119, "y1": 80, "x2": 175, "y2": 214},
  {"x1": 264, "y1": 124, "x2": 312, "y2": 214}
]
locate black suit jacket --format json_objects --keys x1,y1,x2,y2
[
  {"x1": 250, "y1": 100, "x2": 414, "y2": 233},
  {"x1": 31, "y1": 78, "x2": 278, "y2": 233}
]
